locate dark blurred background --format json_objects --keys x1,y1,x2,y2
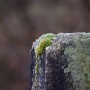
[{"x1": 0, "y1": 0, "x2": 90, "y2": 90}]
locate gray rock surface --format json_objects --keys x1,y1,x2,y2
[{"x1": 30, "y1": 33, "x2": 90, "y2": 90}]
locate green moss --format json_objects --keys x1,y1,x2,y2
[
  {"x1": 35, "y1": 62, "x2": 39, "y2": 76},
  {"x1": 35, "y1": 33, "x2": 56, "y2": 57},
  {"x1": 34, "y1": 33, "x2": 56, "y2": 87}
]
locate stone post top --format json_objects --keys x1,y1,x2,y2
[
  {"x1": 32, "y1": 32, "x2": 90, "y2": 55},
  {"x1": 30, "y1": 32, "x2": 90, "y2": 90}
]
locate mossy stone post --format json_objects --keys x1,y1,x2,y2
[{"x1": 30, "y1": 33, "x2": 90, "y2": 90}]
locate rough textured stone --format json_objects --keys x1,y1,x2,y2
[{"x1": 30, "y1": 33, "x2": 90, "y2": 90}]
